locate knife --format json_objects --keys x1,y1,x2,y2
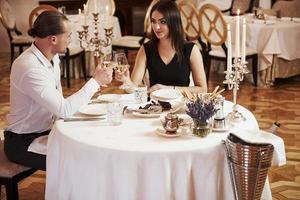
[{"x1": 63, "y1": 117, "x2": 105, "y2": 122}]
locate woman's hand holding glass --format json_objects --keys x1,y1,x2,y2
[{"x1": 113, "y1": 53, "x2": 131, "y2": 89}]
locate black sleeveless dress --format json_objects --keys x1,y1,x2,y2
[{"x1": 143, "y1": 41, "x2": 195, "y2": 87}]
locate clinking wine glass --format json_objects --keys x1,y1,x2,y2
[
  {"x1": 114, "y1": 52, "x2": 130, "y2": 89},
  {"x1": 100, "y1": 54, "x2": 116, "y2": 88}
]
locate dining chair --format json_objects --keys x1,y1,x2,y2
[
  {"x1": 111, "y1": 0, "x2": 157, "y2": 56},
  {"x1": 29, "y1": 5, "x2": 87, "y2": 88},
  {"x1": 223, "y1": 0, "x2": 259, "y2": 15},
  {"x1": 0, "y1": 140, "x2": 37, "y2": 200},
  {"x1": 198, "y1": 4, "x2": 258, "y2": 86},
  {"x1": 272, "y1": 0, "x2": 300, "y2": 18},
  {"x1": 177, "y1": 1, "x2": 208, "y2": 82},
  {"x1": 0, "y1": 0, "x2": 34, "y2": 66}
]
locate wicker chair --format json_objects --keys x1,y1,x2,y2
[{"x1": 0, "y1": 140, "x2": 37, "y2": 200}]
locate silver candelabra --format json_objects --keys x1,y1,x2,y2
[
  {"x1": 223, "y1": 58, "x2": 249, "y2": 122},
  {"x1": 77, "y1": 12, "x2": 113, "y2": 61}
]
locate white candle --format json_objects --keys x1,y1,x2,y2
[
  {"x1": 83, "y1": 4, "x2": 87, "y2": 25},
  {"x1": 105, "y1": 5, "x2": 109, "y2": 15},
  {"x1": 227, "y1": 24, "x2": 232, "y2": 72},
  {"x1": 241, "y1": 18, "x2": 246, "y2": 64},
  {"x1": 235, "y1": 9, "x2": 240, "y2": 59},
  {"x1": 94, "y1": 0, "x2": 98, "y2": 13},
  {"x1": 78, "y1": 8, "x2": 81, "y2": 15}
]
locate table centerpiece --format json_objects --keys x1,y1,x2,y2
[{"x1": 186, "y1": 95, "x2": 218, "y2": 137}]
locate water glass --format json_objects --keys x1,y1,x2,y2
[
  {"x1": 107, "y1": 102, "x2": 123, "y2": 126},
  {"x1": 134, "y1": 87, "x2": 148, "y2": 104}
]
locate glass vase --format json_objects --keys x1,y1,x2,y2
[{"x1": 192, "y1": 119, "x2": 212, "y2": 137}]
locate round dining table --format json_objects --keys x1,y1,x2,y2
[{"x1": 45, "y1": 100, "x2": 272, "y2": 200}]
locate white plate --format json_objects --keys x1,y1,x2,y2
[
  {"x1": 212, "y1": 123, "x2": 233, "y2": 132},
  {"x1": 155, "y1": 127, "x2": 190, "y2": 138},
  {"x1": 132, "y1": 111, "x2": 161, "y2": 118},
  {"x1": 151, "y1": 89, "x2": 182, "y2": 100},
  {"x1": 265, "y1": 20, "x2": 276, "y2": 25},
  {"x1": 97, "y1": 94, "x2": 119, "y2": 102},
  {"x1": 78, "y1": 104, "x2": 107, "y2": 116},
  {"x1": 293, "y1": 18, "x2": 300, "y2": 23},
  {"x1": 281, "y1": 17, "x2": 291, "y2": 21}
]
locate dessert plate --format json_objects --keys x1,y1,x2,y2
[
  {"x1": 97, "y1": 94, "x2": 119, "y2": 102},
  {"x1": 78, "y1": 104, "x2": 107, "y2": 116},
  {"x1": 132, "y1": 111, "x2": 161, "y2": 118},
  {"x1": 151, "y1": 89, "x2": 183, "y2": 101}
]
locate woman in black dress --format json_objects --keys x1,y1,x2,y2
[{"x1": 116, "y1": 0, "x2": 207, "y2": 93}]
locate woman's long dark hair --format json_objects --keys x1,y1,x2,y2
[
  {"x1": 28, "y1": 11, "x2": 68, "y2": 38},
  {"x1": 150, "y1": 0, "x2": 185, "y2": 61}
]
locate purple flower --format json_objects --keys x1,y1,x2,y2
[{"x1": 186, "y1": 99, "x2": 218, "y2": 123}]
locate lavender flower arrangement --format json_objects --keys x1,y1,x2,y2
[{"x1": 186, "y1": 97, "x2": 218, "y2": 123}]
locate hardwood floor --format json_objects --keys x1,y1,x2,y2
[{"x1": 0, "y1": 52, "x2": 299, "y2": 199}]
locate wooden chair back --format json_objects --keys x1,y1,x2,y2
[
  {"x1": 198, "y1": 3, "x2": 227, "y2": 46},
  {"x1": 29, "y1": 5, "x2": 58, "y2": 28},
  {"x1": 143, "y1": 0, "x2": 159, "y2": 39},
  {"x1": 177, "y1": 1, "x2": 202, "y2": 41}
]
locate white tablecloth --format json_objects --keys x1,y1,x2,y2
[{"x1": 45, "y1": 101, "x2": 278, "y2": 200}]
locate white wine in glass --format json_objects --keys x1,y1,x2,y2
[{"x1": 114, "y1": 53, "x2": 130, "y2": 89}]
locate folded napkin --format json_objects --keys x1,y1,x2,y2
[
  {"x1": 230, "y1": 129, "x2": 286, "y2": 167},
  {"x1": 27, "y1": 135, "x2": 48, "y2": 155}
]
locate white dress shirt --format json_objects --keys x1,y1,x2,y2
[{"x1": 6, "y1": 43, "x2": 99, "y2": 134}]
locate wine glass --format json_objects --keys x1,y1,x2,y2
[
  {"x1": 113, "y1": 52, "x2": 130, "y2": 89},
  {"x1": 99, "y1": 54, "x2": 116, "y2": 88}
]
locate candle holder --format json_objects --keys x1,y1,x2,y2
[
  {"x1": 223, "y1": 57, "x2": 249, "y2": 122},
  {"x1": 77, "y1": 12, "x2": 113, "y2": 61}
]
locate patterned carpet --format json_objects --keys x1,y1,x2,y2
[{"x1": 0, "y1": 52, "x2": 299, "y2": 200}]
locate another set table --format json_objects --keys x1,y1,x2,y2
[
  {"x1": 225, "y1": 15, "x2": 300, "y2": 85},
  {"x1": 45, "y1": 97, "x2": 279, "y2": 200}
]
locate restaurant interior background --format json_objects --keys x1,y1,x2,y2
[{"x1": 0, "y1": 0, "x2": 299, "y2": 200}]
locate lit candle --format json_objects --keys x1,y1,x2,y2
[
  {"x1": 241, "y1": 17, "x2": 246, "y2": 64},
  {"x1": 104, "y1": 5, "x2": 111, "y2": 28},
  {"x1": 83, "y1": 4, "x2": 87, "y2": 25},
  {"x1": 105, "y1": 5, "x2": 109, "y2": 15},
  {"x1": 78, "y1": 8, "x2": 81, "y2": 15},
  {"x1": 227, "y1": 24, "x2": 232, "y2": 72},
  {"x1": 235, "y1": 9, "x2": 240, "y2": 59}
]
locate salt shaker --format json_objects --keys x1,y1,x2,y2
[{"x1": 213, "y1": 95, "x2": 226, "y2": 129}]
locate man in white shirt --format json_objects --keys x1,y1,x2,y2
[{"x1": 4, "y1": 11, "x2": 113, "y2": 171}]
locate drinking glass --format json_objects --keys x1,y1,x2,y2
[
  {"x1": 134, "y1": 86, "x2": 148, "y2": 104},
  {"x1": 107, "y1": 101, "x2": 123, "y2": 126},
  {"x1": 113, "y1": 52, "x2": 130, "y2": 89},
  {"x1": 100, "y1": 54, "x2": 116, "y2": 88}
]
